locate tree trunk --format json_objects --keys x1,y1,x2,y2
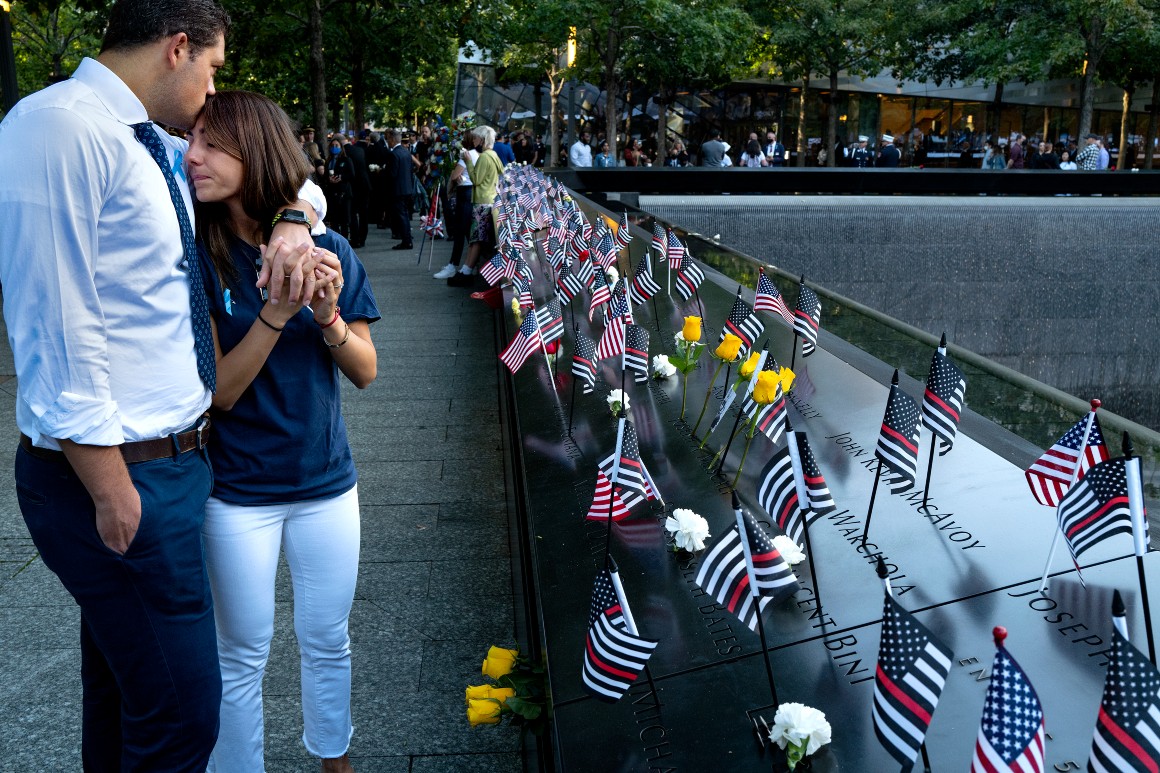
[
  {"x1": 826, "y1": 69, "x2": 839, "y2": 167},
  {"x1": 548, "y1": 69, "x2": 563, "y2": 169},
  {"x1": 795, "y1": 74, "x2": 809, "y2": 168},
  {"x1": 1077, "y1": 21, "x2": 1104, "y2": 140},
  {"x1": 1145, "y1": 77, "x2": 1159, "y2": 170},
  {"x1": 1118, "y1": 84, "x2": 1134, "y2": 170},
  {"x1": 533, "y1": 81, "x2": 544, "y2": 142},
  {"x1": 603, "y1": 25, "x2": 620, "y2": 162},
  {"x1": 351, "y1": 55, "x2": 365, "y2": 133},
  {"x1": 308, "y1": 0, "x2": 328, "y2": 142},
  {"x1": 989, "y1": 81, "x2": 1004, "y2": 141},
  {"x1": 656, "y1": 98, "x2": 669, "y2": 161}
]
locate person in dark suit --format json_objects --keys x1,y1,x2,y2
[
  {"x1": 367, "y1": 132, "x2": 390, "y2": 232},
  {"x1": 344, "y1": 131, "x2": 373, "y2": 247},
  {"x1": 388, "y1": 130, "x2": 414, "y2": 249}
]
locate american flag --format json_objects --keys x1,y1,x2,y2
[
  {"x1": 665, "y1": 228, "x2": 684, "y2": 269},
  {"x1": 720, "y1": 296, "x2": 765, "y2": 357},
  {"x1": 568, "y1": 227, "x2": 589, "y2": 263},
  {"x1": 495, "y1": 218, "x2": 513, "y2": 251},
  {"x1": 1088, "y1": 627, "x2": 1160, "y2": 773},
  {"x1": 756, "y1": 445, "x2": 809, "y2": 545},
  {"x1": 596, "y1": 315, "x2": 629, "y2": 361},
  {"x1": 694, "y1": 508, "x2": 800, "y2": 632},
  {"x1": 876, "y1": 381, "x2": 923, "y2": 493},
  {"x1": 509, "y1": 249, "x2": 533, "y2": 282},
  {"x1": 588, "y1": 266, "x2": 611, "y2": 322},
  {"x1": 1025, "y1": 413, "x2": 1109, "y2": 507},
  {"x1": 535, "y1": 299, "x2": 564, "y2": 346},
  {"x1": 578, "y1": 208, "x2": 593, "y2": 241},
  {"x1": 923, "y1": 349, "x2": 968, "y2": 456},
  {"x1": 969, "y1": 639, "x2": 1045, "y2": 773},
  {"x1": 614, "y1": 211, "x2": 632, "y2": 251},
  {"x1": 793, "y1": 283, "x2": 822, "y2": 357},
  {"x1": 623, "y1": 325, "x2": 649, "y2": 383},
  {"x1": 608, "y1": 278, "x2": 632, "y2": 320},
  {"x1": 593, "y1": 231, "x2": 618, "y2": 271},
  {"x1": 545, "y1": 234, "x2": 567, "y2": 271},
  {"x1": 742, "y1": 381, "x2": 787, "y2": 445},
  {"x1": 628, "y1": 254, "x2": 661, "y2": 306},
  {"x1": 480, "y1": 252, "x2": 508, "y2": 286},
  {"x1": 499, "y1": 313, "x2": 542, "y2": 374},
  {"x1": 510, "y1": 273, "x2": 533, "y2": 308},
  {"x1": 520, "y1": 212, "x2": 537, "y2": 248},
  {"x1": 549, "y1": 215, "x2": 568, "y2": 246},
  {"x1": 580, "y1": 568, "x2": 658, "y2": 703},
  {"x1": 572, "y1": 332, "x2": 598, "y2": 394},
  {"x1": 789, "y1": 431, "x2": 837, "y2": 516},
  {"x1": 872, "y1": 591, "x2": 953, "y2": 769},
  {"x1": 651, "y1": 222, "x2": 666, "y2": 256},
  {"x1": 1057, "y1": 457, "x2": 1138, "y2": 561},
  {"x1": 555, "y1": 262, "x2": 584, "y2": 306},
  {"x1": 674, "y1": 250, "x2": 705, "y2": 303},
  {"x1": 754, "y1": 268, "x2": 794, "y2": 326},
  {"x1": 586, "y1": 419, "x2": 660, "y2": 521},
  {"x1": 574, "y1": 251, "x2": 596, "y2": 288}
]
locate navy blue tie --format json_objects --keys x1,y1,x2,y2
[{"x1": 133, "y1": 122, "x2": 216, "y2": 392}]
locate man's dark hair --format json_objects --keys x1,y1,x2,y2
[{"x1": 101, "y1": 0, "x2": 231, "y2": 56}]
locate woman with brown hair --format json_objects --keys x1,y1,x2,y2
[{"x1": 186, "y1": 90, "x2": 379, "y2": 773}]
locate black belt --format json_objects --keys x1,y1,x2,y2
[{"x1": 20, "y1": 415, "x2": 211, "y2": 465}]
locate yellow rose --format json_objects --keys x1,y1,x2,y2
[
  {"x1": 777, "y1": 366, "x2": 796, "y2": 394},
  {"x1": 467, "y1": 698, "x2": 503, "y2": 726},
  {"x1": 482, "y1": 646, "x2": 518, "y2": 679},
  {"x1": 682, "y1": 316, "x2": 702, "y2": 342},
  {"x1": 714, "y1": 333, "x2": 742, "y2": 362},
  {"x1": 752, "y1": 371, "x2": 781, "y2": 404},
  {"x1": 465, "y1": 684, "x2": 492, "y2": 703},
  {"x1": 739, "y1": 352, "x2": 761, "y2": 378},
  {"x1": 490, "y1": 687, "x2": 515, "y2": 705}
]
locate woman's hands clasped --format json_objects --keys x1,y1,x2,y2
[
  {"x1": 310, "y1": 248, "x2": 345, "y2": 326},
  {"x1": 258, "y1": 245, "x2": 342, "y2": 330}
]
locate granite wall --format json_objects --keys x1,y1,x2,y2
[{"x1": 641, "y1": 195, "x2": 1160, "y2": 430}]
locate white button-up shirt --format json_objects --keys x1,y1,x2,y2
[{"x1": 0, "y1": 58, "x2": 211, "y2": 449}]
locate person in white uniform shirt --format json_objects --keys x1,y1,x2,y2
[
  {"x1": 570, "y1": 130, "x2": 593, "y2": 167},
  {"x1": 0, "y1": 0, "x2": 326, "y2": 769}
]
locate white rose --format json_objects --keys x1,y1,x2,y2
[
  {"x1": 606, "y1": 389, "x2": 630, "y2": 414},
  {"x1": 772, "y1": 535, "x2": 806, "y2": 566},
  {"x1": 770, "y1": 702, "x2": 832, "y2": 756},
  {"x1": 605, "y1": 266, "x2": 619, "y2": 286},
  {"x1": 673, "y1": 331, "x2": 687, "y2": 345},
  {"x1": 652, "y1": 354, "x2": 676, "y2": 378},
  {"x1": 664, "y1": 508, "x2": 710, "y2": 552}
]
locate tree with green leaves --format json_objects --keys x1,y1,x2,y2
[
  {"x1": 7, "y1": 0, "x2": 103, "y2": 96},
  {"x1": 467, "y1": 0, "x2": 575, "y2": 167},
  {"x1": 747, "y1": 0, "x2": 884, "y2": 166},
  {"x1": 625, "y1": 0, "x2": 754, "y2": 160}
]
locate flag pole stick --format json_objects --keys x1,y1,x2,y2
[
  {"x1": 1125, "y1": 431, "x2": 1157, "y2": 664},
  {"x1": 861, "y1": 459, "x2": 883, "y2": 547},
  {"x1": 919, "y1": 441, "x2": 937, "y2": 512},
  {"x1": 603, "y1": 413, "x2": 626, "y2": 558},
  {"x1": 789, "y1": 331, "x2": 799, "y2": 371},
  {"x1": 694, "y1": 287, "x2": 705, "y2": 319},
  {"x1": 1036, "y1": 399, "x2": 1100, "y2": 594},
  {"x1": 921, "y1": 333, "x2": 949, "y2": 512},
  {"x1": 919, "y1": 743, "x2": 932, "y2": 773},
  {"x1": 651, "y1": 295, "x2": 662, "y2": 333},
  {"x1": 714, "y1": 406, "x2": 746, "y2": 476},
  {"x1": 535, "y1": 314, "x2": 558, "y2": 393},
  {"x1": 734, "y1": 492, "x2": 779, "y2": 708},
  {"x1": 567, "y1": 325, "x2": 580, "y2": 436}
]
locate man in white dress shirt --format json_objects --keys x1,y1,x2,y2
[
  {"x1": 569, "y1": 130, "x2": 593, "y2": 167},
  {"x1": 0, "y1": 0, "x2": 320, "y2": 769}
]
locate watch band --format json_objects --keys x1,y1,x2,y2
[{"x1": 271, "y1": 209, "x2": 313, "y2": 229}]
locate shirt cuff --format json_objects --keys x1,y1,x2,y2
[{"x1": 35, "y1": 391, "x2": 123, "y2": 447}]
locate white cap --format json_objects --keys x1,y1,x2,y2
[
  {"x1": 881, "y1": 134, "x2": 894, "y2": 143},
  {"x1": 858, "y1": 135, "x2": 868, "y2": 143}
]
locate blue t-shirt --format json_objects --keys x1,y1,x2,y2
[
  {"x1": 200, "y1": 230, "x2": 380, "y2": 505},
  {"x1": 493, "y1": 141, "x2": 516, "y2": 166}
]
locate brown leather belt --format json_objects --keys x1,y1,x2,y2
[{"x1": 20, "y1": 415, "x2": 211, "y2": 465}]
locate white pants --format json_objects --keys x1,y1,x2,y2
[{"x1": 203, "y1": 485, "x2": 360, "y2": 772}]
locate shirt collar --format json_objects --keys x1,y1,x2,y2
[{"x1": 72, "y1": 57, "x2": 149, "y2": 126}]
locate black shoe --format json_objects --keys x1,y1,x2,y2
[
  {"x1": 392, "y1": 243, "x2": 413, "y2": 250},
  {"x1": 350, "y1": 242, "x2": 365, "y2": 248},
  {"x1": 447, "y1": 272, "x2": 473, "y2": 287}
]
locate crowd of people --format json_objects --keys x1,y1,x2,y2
[{"x1": 558, "y1": 126, "x2": 1126, "y2": 170}]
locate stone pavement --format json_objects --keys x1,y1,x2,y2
[{"x1": 0, "y1": 224, "x2": 524, "y2": 771}]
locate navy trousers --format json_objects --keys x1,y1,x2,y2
[{"x1": 16, "y1": 442, "x2": 220, "y2": 772}]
